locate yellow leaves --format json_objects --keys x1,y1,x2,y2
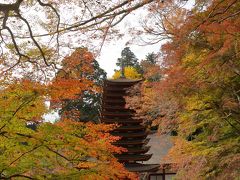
[
  {"x1": 76, "y1": 162, "x2": 97, "y2": 169},
  {"x1": 25, "y1": 46, "x2": 54, "y2": 60},
  {"x1": 112, "y1": 66, "x2": 141, "y2": 79},
  {"x1": 178, "y1": 94, "x2": 213, "y2": 137},
  {"x1": 182, "y1": 49, "x2": 208, "y2": 68},
  {"x1": 166, "y1": 137, "x2": 192, "y2": 160},
  {"x1": 0, "y1": 79, "x2": 47, "y2": 124},
  {"x1": 185, "y1": 96, "x2": 206, "y2": 111}
]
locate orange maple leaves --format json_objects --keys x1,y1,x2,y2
[{"x1": 49, "y1": 48, "x2": 97, "y2": 102}]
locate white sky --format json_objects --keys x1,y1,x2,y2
[
  {"x1": 96, "y1": 0, "x2": 195, "y2": 78},
  {"x1": 97, "y1": 40, "x2": 161, "y2": 78},
  {"x1": 96, "y1": 6, "x2": 163, "y2": 78}
]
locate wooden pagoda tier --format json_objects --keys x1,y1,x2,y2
[{"x1": 100, "y1": 78, "x2": 159, "y2": 172}]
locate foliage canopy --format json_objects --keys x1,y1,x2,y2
[{"x1": 126, "y1": 0, "x2": 240, "y2": 179}]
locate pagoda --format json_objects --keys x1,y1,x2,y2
[{"x1": 100, "y1": 64, "x2": 159, "y2": 173}]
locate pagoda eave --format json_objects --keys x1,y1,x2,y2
[
  {"x1": 113, "y1": 138, "x2": 150, "y2": 146},
  {"x1": 115, "y1": 154, "x2": 152, "y2": 161},
  {"x1": 124, "y1": 163, "x2": 160, "y2": 173},
  {"x1": 101, "y1": 111, "x2": 133, "y2": 117},
  {"x1": 111, "y1": 131, "x2": 148, "y2": 138},
  {"x1": 116, "y1": 125, "x2": 145, "y2": 131},
  {"x1": 101, "y1": 118, "x2": 142, "y2": 124},
  {"x1": 124, "y1": 146, "x2": 151, "y2": 154}
]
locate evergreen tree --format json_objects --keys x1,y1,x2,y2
[
  {"x1": 145, "y1": 52, "x2": 158, "y2": 65},
  {"x1": 116, "y1": 47, "x2": 142, "y2": 73},
  {"x1": 60, "y1": 60, "x2": 106, "y2": 123},
  {"x1": 140, "y1": 52, "x2": 161, "y2": 82}
]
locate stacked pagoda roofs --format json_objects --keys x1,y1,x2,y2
[{"x1": 100, "y1": 78, "x2": 159, "y2": 173}]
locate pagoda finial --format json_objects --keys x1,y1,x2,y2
[{"x1": 120, "y1": 59, "x2": 125, "y2": 78}]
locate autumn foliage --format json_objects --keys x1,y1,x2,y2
[
  {"x1": 127, "y1": 0, "x2": 240, "y2": 179},
  {"x1": 50, "y1": 48, "x2": 96, "y2": 103},
  {"x1": 112, "y1": 66, "x2": 141, "y2": 79},
  {"x1": 0, "y1": 50, "x2": 136, "y2": 179}
]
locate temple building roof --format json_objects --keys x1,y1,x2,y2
[{"x1": 106, "y1": 77, "x2": 142, "y2": 83}]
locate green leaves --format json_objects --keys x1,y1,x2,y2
[{"x1": 0, "y1": 79, "x2": 135, "y2": 179}]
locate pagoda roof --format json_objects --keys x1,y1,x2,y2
[
  {"x1": 124, "y1": 163, "x2": 160, "y2": 172},
  {"x1": 115, "y1": 154, "x2": 152, "y2": 161},
  {"x1": 113, "y1": 138, "x2": 150, "y2": 146},
  {"x1": 103, "y1": 99, "x2": 125, "y2": 103},
  {"x1": 101, "y1": 111, "x2": 133, "y2": 117},
  {"x1": 103, "y1": 93, "x2": 126, "y2": 97},
  {"x1": 111, "y1": 131, "x2": 148, "y2": 138},
  {"x1": 101, "y1": 118, "x2": 142, "y2": 124},
  {"x1": 124, "y1": 146, "x2": 151, "y2": 154},
  {"x1": 116, "y1": 125, "x2": 145, "y2": 131},
  {"x1": 103, "y1": 87, "x2": 128, "y2": 92},
  {"x1": 106, "y1": 78, "x2": 142, "y2": 83},
  {"x1": 102, "y1": 105, "x2": 130, "y2": 110}
]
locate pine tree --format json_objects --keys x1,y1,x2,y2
[
  {"x1": 116, "y1": 47, "x2": 142, "y2": 73},
  {"x1": 145, "y1": 52, "x2": 157, "y2": 65}
]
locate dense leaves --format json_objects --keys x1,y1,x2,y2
[
  {"x1": 127, "y1": 0, "x2": 240, "y2": 179},
  {"x1": 0, "y1": 60, "x2": 135, "y2": 179},
  {"x1": 2, "y1": 0, "x2": 240, "y2": 179},
  {"x1": 52, "y1": 48, "x2": 106, "y2": 122},
  {"x1": 112, "y1": 66, "x2": 141, "y2": 80}
]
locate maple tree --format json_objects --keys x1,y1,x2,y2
[
  {"x1": 51, "y1": 47, "x2": 106, "y2": 122},
  {"x1": 60, "y1": 59, "x2": 106, "y2": 122},
  {"x1": 0, "y1": 47, "x2": 137, "y2": 179},
  {"x1": 127, "y1": 0, "x2": 240, "y2": 179},
  {"x1": 0, "y1": 78, "x2": 137, "y2": 179}
]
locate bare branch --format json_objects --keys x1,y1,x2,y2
[
  {"x1": 35, "y1": 0, "x2": 60, "y2": 57},
  {"x1": 16, "y1": 13, "x2": 50, "y2": 66},
  {"x1": 0, "y1": 0, "x2": 23, "y2": 12},
  {"x1": 14, "y1": 0, "x2": 155, "y2": 38},
  {"x1": 0, "y1": 0, "x2": 155, "y2": 68}
]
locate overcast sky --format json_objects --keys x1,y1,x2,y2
[
  {"x1": 96, "y1": 8, "x2": 162, "y2": 78},
  {"x1": 97, "y1": 0, "x2": 195, "y2": 78},
  {"x1": 98, "y1": 40, "x2": 162, "y2": 78}
]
